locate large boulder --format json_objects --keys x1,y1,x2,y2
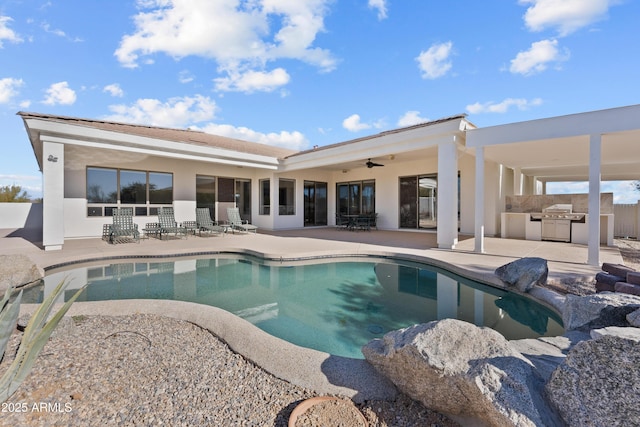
[
  {"x1": 362, "y1": 319, "x2": 558, "y2": 427},
  {"x1": 0, "y1": 254, "x2": 42, "y2": 292},
  {"x1": 545, "y1": 335, "x2": 640, "y2": 426},
  {"x1": 562, "y1": 293, "x2": 640, "y2": 331},
  {"x1": 495, "y1": 257, "x2": 548, "y2": 293}
]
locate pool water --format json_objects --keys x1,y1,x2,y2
[{"x1": 35, "y1": 256, "x2": 564, "y2": 359}]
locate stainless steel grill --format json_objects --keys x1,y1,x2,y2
[{"x1": 530, "y1": 204, "x2": 585, "y2": 242}]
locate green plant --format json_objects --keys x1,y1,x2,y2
[{"x1": 0, "y1": 280, "x2": 85, "y2": 402}]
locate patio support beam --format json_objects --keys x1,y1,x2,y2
[
  {"x1": 42, "y1": 140, "x2": 64, "y2": 251},
  {"x1": 437, "y1": 140, "x2": 458, "y2": 249},
  {"x1": 514, "y1": 167, "x2": 523, "y2": 196},
  {"x1": 588, "y1": 134, "x2": 602, "y2": 266},
  {"x1": 474, "y1": 146, "x2": 485, "y2": 253}
]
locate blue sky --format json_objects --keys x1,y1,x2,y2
[{"x1": 1, "y1": 0, "x2": 639, "y2": 201}]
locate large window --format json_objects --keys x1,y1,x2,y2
[
  {"x1": 336, "y1": 180, "x2": 375, "y2": 215},
  {"x1": 260, "y1": 179, "x2": 270, "y2": 215},
  {"x1": 279, "y1": 179, "x2": 295, "y2": 215},
  {"x1": 86, "y1": 167, "x2": 173, "y2": 217},
  {"x1": 196, "y1": 175, "x2": 216, "y2": 218}
]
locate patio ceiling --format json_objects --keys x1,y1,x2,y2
[{"x1": 467, "y1": 104, "x2": 640, "y2": 183}]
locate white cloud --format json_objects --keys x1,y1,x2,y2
[
  {"x1": 43, "y1": 81, "x2": 76, "y2": 105},
  {"x1": 520, "y1": 0, "x2": 618, "y2": 36},
  {"x1": 547, "y1": 180, "x2": 640, "y2": 204},
  {"x1": 343, "y1": 114, "x2": 371, "y2": 132},
  {"x1": 416, "y1": 41, "x2": 453, "y2": 79},
  {"x1": 115, "y1": 0, "x2": 336, "y2": 93},
  {"x1": 0, "y1": 16, "x2": 23, "y2": 47},
  {"x1": 368, "y1": 0, "x2": 388, "y2": 20},
  {"x1": 509, "y1": 39, "x2": 568, "y2": 75},
  {"x1": 103, "y1": 83, "x2": 124, "y2": 97},
  {"x1": 397, "y1": 111, "x2": 429, "y2": 127},
  {"x1": 466, "y1": 97, "x2": 543, "y2": 114},
  {"x1": 178, "y1": 70, "x2": 194, "y2": 84},
  {"x1": 214, "y1": 67, "x2": 290, "y2": 93},
  {"x1": 0, "y1": 77, "x2": 24, "y2": 104},
  {"x1": 104, "y1": 95, "x2": 218, "y2": 128},
  {"x1": 200, "y1": 123, "x2": 309, "y2": 151}
]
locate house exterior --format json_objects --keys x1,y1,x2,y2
[{"x1": 18, "y1": 104, "x2": 640, "y2": 265}]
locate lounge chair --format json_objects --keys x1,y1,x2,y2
[
  {"x1": 157, "y1": 206, "x2": 187, "y2": 240},
  {"x1": 226, "y1": 207, "x2": 258, "y2": 234},
  {"x1": 196, "y1": 208, "x2": 225, "y2": 236},
  {"x1": 109, "y1": 207, "x2": 140, "y2": 244}
]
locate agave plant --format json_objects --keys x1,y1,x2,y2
[{"x1": 0, "y1": 280, "x2": 85, "y2": 402}]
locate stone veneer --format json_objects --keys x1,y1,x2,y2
[{"x1": 505, "y1": 193, "x2": 614, "y2": 214}]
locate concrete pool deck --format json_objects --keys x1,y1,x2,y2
[{"x1": 1, "y1": 227, "x2": 624, "y2": 401}]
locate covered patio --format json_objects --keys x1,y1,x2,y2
[{"x1": 467, "y1": 104, "x2": 640, "y2": 266}]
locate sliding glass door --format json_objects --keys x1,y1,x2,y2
[
  {"x1": 400, "y1": 174, "x2": 438, "y2": 229},
  {"x1": 304, "y1": 181, "x2": 327, "y2": 226}
]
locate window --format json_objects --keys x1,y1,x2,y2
[
  {"x1": 279, "y1": 179, "x2": 295, "y2": 215},
  {"x1": 86, "y1": 167, "x2": 173, "y2": 216},
  {"x1": 336, "y1": 180, "x2": 375, "y2": 215},
  {"x1": 87, "y1": 167, "x2": 117, "y2": 203},
  {"x1": 260, "y1": 179, "x2": 270, "y2": 215},
  {"x1": 149, "y1": 172, "x2": 173, "y2": 204},
  {"x1": 196, "y1": 175, "x2": 216, "y2": 219}
]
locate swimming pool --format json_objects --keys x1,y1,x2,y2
[{"x1": 34, "y1": 255, "x2": 564, "y2": 359}]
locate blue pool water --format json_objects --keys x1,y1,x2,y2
[{"x1": 37, "y1": 255, "x2": 564, "y2": 359}]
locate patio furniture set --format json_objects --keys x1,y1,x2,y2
[
  {"x1": 103, "y1": 207, "x2": 257, "y2": 244},
  {"x1": 335, "y1": 213, "x2": 378, "y2": 231}
]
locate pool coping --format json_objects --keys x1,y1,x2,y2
[{"x1": 19, "y1": 247, "x2": 568, "y2": 402}]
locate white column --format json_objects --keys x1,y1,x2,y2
[
  {"x1": 474, "y1": 146, "x2": 485, "y2": 253},
  {"x1": 514, "y1": 167, "x2": 523, "y2": 196},
  {"x1": 437, "y1": 140, "x2": 458, "y2": 249},
  {"x1": 42, "y1": 141, "x2": 65, "y2": 251},
  {"x1": 588, "y1": 134, "x2": 601, "y2": 266}
]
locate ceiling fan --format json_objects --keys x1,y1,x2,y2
[{"x1": 366, "y1": 158, "x2": 384, "y2": 168}]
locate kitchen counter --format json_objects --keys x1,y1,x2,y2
[{"x1": 500, "y1": 212, "x2": 614, "y2": 245}]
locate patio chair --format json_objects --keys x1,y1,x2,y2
[
  {"x1": 196, "y1": 208, "x2": 225, "y2": 236},
  {"x1": 109, "y1": 207, "x2": 140, "y2": 244},
  {"x1": 157, "y1": 206, "x2": 187, "y2": 240},
  {"x1": 335, "y1": 213, "x2": 350, "y2": 230},
  {"x1": 227, "y1": 207, "x2": 258, "y2": 234}
]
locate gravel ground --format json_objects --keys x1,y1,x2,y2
[{"x1": 0, "y1": 314, "x2": 459, "y2": 427}]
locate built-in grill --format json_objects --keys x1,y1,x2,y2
[{"x1": 530, "y1": 204, "x2": 586, "y2": 242}]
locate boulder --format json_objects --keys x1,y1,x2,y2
[
  {"x1": 590, "y1": 326, "x2": 640, "y2": 342},
  {"x1": 362, "y1": 319, "x2": 558, "y2": 427},
  {"x1": 627, "y1": 308, "x2": 640, "y2": 327},
  {"x1": 495, "y1": 257, "x2": 548, "y2": 293},
  {"x1": 562, "y1": 293, "x2": 640, "y2": 331},
  {"x1": 626, "y1": 271, "x2": 640, "y2": 285},
  {"x1": 595, "y1": 271, "x2": 625, "y2": 287},
  {"x1": 0, "y1": 254, "x2": 42, "y2": 292},
  {"x1": 545, "y1": 335, "x2": 640, "y2": 426}
]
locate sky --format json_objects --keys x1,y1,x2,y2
[{"x1": 1, "y1": 0, "x2": 639, "y2": 202}]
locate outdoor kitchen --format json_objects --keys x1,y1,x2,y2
[{"x1": 501, "y1": 193, "x2": 614, "y2": 246}]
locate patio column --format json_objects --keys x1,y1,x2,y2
[
  {"x1": 437, "y1": 140, "x2": 458, "y2": 249},
  {"x1": 588, "y1": 134, "x2": 602, "y2": 266},
  {"x1": 514, "y1": 167, "x2": 523, "y2": 196},
  {"x1": 42, "y1": 140, "x2": 64, "y2": 251},
  {"x1": 474, "y1": 146, "x2": 485, "y2": 253}
]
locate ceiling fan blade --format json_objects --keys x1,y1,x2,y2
[{"x1": 366, "y1": 158, "x2": 384, "y2": 168}]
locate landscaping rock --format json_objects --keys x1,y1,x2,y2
[
  {"x1": 0, "y1": 254, "x2": 41, "y2": 292},
  {"x1": 595, "y1": 271, "x2": 625, "y2": 287},
  {"x1": 362, "y1": 319, "x2": 558, "y2": 427},
  {"x1": 601, "y1": 262, "x2": 636, "y2": 278},
  {"x1": 590, "y1": 326, "x2": 640, "y2": 342},
  {"x1": 626, "y1": 271, "x2": 640, "y2": 285},
  {"x1": 614, "y1": 281, "x2": 640, "y2": 296},
  {"x1": 545, "y1": 335, "x2": 640, "y2": 426},
  {"x1": 562, "y1": 293, "x2": 640, "y2": 331},
  {"x1": 627, "y1": 308, "x2": 640, "y2": 327},
  {"x1": 495, "y1": 257, "x2": 548, "y2": 293}
]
